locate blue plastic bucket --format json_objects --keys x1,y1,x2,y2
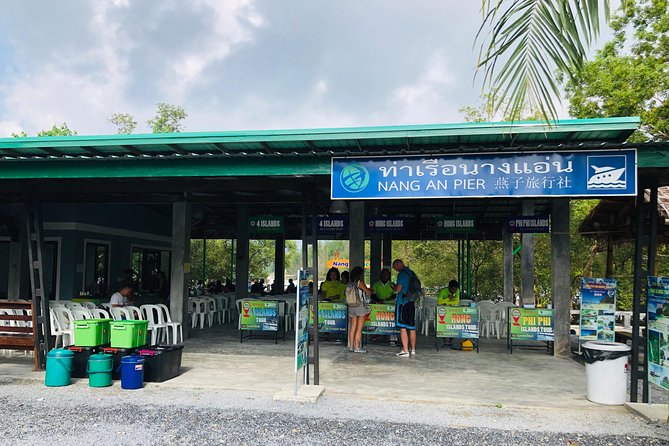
[
  {"x1": 45, "y1": 349, "x2": 74, "y2": 387},
  {"x1": 120, "y1": 355, "x2": 145, "y2": 390}
]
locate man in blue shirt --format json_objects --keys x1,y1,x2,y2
[{"x1": 392, "y1": 259, "x2": 416, "y2": 357}]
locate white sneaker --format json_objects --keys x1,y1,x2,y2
[
  {"x1": 410, "y1": 350, "x2": 416, "y2": 355},
  {"x1": 354, "y1": 348, "x2": 367, "y2": 353},
  {"x1": 396, "y1": 351, "x2": 410, "y2": 357}
]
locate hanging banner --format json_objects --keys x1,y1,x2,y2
[
  {"x1": 580, "y1": 278, "x2": 616, "y2": 341},
  {"x1": 435, "y1": 216, "x2": 476, "y2": 234},
  {"x1": 435, "y1": 306, "x2": 479, "y2": 338},
  {"x1": 316, "y1": 215, "x2": 349, "y2": 234},
  {"x1": 363, "y1": 304, "x2": 399, "y2": 335},
  {"x1": 294, "y1": 269, "x2": 311, "y2": 393},
  {"x1": 509, "y1": 308, "x2": 554, "y2": 341},
  {"x1": 506, "y1": 216, "x2": 550, "y2": 233},
  {"x1": 647, "y1": 276, "x2": 669, "y2": 390},
  {"x1": 249, "y1": 216, "x2": 284, "y2": 233},
  {"x1": 310, "y1": 302, "x2": 348, "y2": 334},
  {"x1": 240, "y1": 300, "x2": 278, "y2": 331},
  {"x1": 331, "y1": 150, "x2": 637, "y2": 199},
  {"x1": 366, "y1": 216, "x2": 406, "y2": 233}
]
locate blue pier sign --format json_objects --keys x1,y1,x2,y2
[{"x1": 331, "y1": 150, "x2": 637, "y2": 200}]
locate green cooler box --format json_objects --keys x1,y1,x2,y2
[
  {"x1": 73, "y1": 319, "x2": 111, "y2": 347},
  {"x1": 110, "y1": 320, "x2": 148, "y2": 348}
]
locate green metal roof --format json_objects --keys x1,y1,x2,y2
[{"x1": 0, "y1": 117, "x2": 643, "y2": 179}]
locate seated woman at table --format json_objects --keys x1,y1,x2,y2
[
  {"x1": 372, "y1": 268, "x2": 396, "y2": 304},
  {"x1": 320, "y1": 267, "x2": 344, "y2": 302}
]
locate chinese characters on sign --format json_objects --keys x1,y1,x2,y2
[{"x1": 331, "y1": 150, "x2": 637, "y2": 199}]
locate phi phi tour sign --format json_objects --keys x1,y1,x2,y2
[{"x1": 330, "y1": 149, "x2": 637, "y2": 200}]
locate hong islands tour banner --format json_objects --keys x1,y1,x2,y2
[
  {"x1": 331, "y1": 150, "x2": 637, "y2": 200},
  {"x1": 647, "y1": 276, "x2": 669, "y2": 390},
  {"x1": 363, "y1": 304, "x2": 399, "y2": 335},
  {"x1": 310, "y1": 302, "x2": 347, "y2": 334},
  {"x1": 435, "y1": 306, "x2": 479, "y2": 338},
  {"x1": 240, "y1": 300, "x2": 278, "y2": 331},
  {"x1": 580, "y1": 278, "x2": 617, "y2": 341},
  {"x1": 509, "y1": 308, "x2": 554, "y2": 341}
]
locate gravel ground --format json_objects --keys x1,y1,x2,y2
[{"x1": 0, "y1": 377, "x2": 667, "y2": 446}]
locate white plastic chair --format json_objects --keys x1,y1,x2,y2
[
  {"x1": 49, "y1": 309, "x2": 64, "y2": 348},
  {"x1": 100, "y1": 303, "x2": 113, "y2": 311},
  {"x1": 422, "y1": 303, "x2": 436, "y2": 336},
  {"x1": 212, "y1": 295, "x2": 231, "y2": 323},
  {"x1": 62, "y1": 301, "x2": 82, "y2": 309},
  {"x1": 90, "y1": 308, "x2": 111, "y2": 319},
  {"x1": 190, "y1": 299, "x2": 207, "y2": 329},
  {"x1": 110, "y1": 307, "x2": 132, "y2": 321},
  {"x1": 52, "y1": 307, "x2": 75, "y2": 345},
  {"x1": 79, "y1": 301, "x2": 97, "y2": 310},
  {"x1": 70, "y1": 307, "x2": 92, "y2": 320},
  {"x1": 141, "y1": 304, "x2": 168, "y2": 345},
  {"x1": 157, "y1": 304, "x2": 182, "y2": 344},
  {"x1": 125, "y1": 305, "x2": 142, "y2": 320},
  {"x1": 235, "y1": 299, "x2": 245, "y2": 329}
]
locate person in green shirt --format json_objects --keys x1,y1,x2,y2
[
  {"x1": 320, "y1": 267, "x2": 344, "y2": 302},
  {"x1": 438, "y1": 280, "x2": 460, "y2": 306},
  {"x1": 372, "y1": 268, "x2": 396, "y2": 304}
]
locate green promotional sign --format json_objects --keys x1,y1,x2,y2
[
  {"x1": 509, "y1": 308, "x2": 554, "y2": 341},
  {"x1": 647, "y1": 276, "x2": 669, "y2": 390},
  {"x1": 435, "y1": 216, "x2": 476, "y2": 234},
  {"x1": 295, "y1": 269, "x2": 311, "y2": 375},
  {"x1": 240, "y1": 300, "x2": 278, "y2": 331},
  {"x1": 249, "y1": 216, "x2": 284, "y2": 233},
  {"x1": 310, "y1": 302, "x2": 348, "y2": 334},
  {"x1": 435, "y1": 306, "x2": 479, "y2": 338},
  {"x1": 363, "y1": 304, "x2": 399, "y2": 335}
]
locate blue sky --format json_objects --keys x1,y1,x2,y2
[{"x1": 0, "y1": 1, "x2": 616, "y2": 136}]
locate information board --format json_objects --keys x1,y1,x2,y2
[
  {"x1": 506, "y1": 215, "x2": 550, "y2": 233},
  {"x1": 435, "y1": 216, "x2": 476, "y2": 234},
  {"x1": 240, "y1": 300, "x2": 278, "y2": 331},
  {"x1": 316, "y1": 215, "x2": 348, "y2": 234},
  {"x1": 362, "y1": 304, "x2": 399, "y2": 335},
  {"x1": 332, "y1": 150, "x2": 637, "y2": 200},
  {"x1": 509, "y1": 308, "x2": 554, "y2": 341},
  {"x1": 580, "y1": 278, "x2": 616, "y2": 341},
  {"x1": 435, "y1": 306, "x2": 479, "y2": 338},
  {"x1": 647, "y1": 276, "x2": 669, "y2": 390},
  {"x1": 310, "y1": 302, "x2": 348, "y2": 334},
  {"x1": 295, "y1": 269, "x2": 311, "y2": 378},
  {"x1": 248, "y1": 216, "x2": 284, "y2": 233},
  {"x1": 366, "y1": 216, "x2": 406, "y2": 234}
]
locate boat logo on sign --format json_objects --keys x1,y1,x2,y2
[
  {"x1": 340, "y1": 163, "x2": 370, "y2": 193},
  {"x1": 586, "y1": 155, "x2": 627, "y2": 190}
]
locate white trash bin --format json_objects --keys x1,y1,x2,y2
[{"x1": 582, "y1": 341, "x2": 631, "y2": 405}]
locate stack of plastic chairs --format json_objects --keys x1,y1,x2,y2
[
  {"x1": 141, "y1": 304, "x2": 168, "y2": 345},
  {"x1": 156, "y1": 304, "x2": 182, "y2": 344}
]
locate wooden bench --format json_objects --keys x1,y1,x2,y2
[{"x1": 0, "y1": 300, "x2": 39, "y2": 371}]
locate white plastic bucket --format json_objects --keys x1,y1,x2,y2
[{"x1": 582, "y1": 341, "x2": 631, "y2": 405}]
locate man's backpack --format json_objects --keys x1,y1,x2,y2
[
  {"x1": 406, "y1": 270, "x2": 423, "y2": 303},
  {"x1": 345, "y1": 282, "x2": 362, "y2": 307}
]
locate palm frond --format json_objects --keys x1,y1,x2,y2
[{"x1": 477, "y1": 0, "x2": 611, "y2": 123}]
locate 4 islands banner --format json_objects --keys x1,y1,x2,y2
[
  {"x1": 647, "y1": 276, "x2": 669, "y2": 390},
  {"x1": 580, "y1": 278, "x2": 617, "y2": 342},
  {"x1": 310, "y1": 302, "x2": 348, "y2": 334},
  {"x1": 509, "y1": 308, "x2": 554, "y2": 341},
  {"x1": 239, "y1": 300, "x2": 278, "y2": 331},
  {"x1": 435, "y1": 306, "x2": 479, "y2": 338}
]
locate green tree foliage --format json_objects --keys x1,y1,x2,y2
[
  {"x1": 147, "y1": 103, "x2": 187, "y2": 133},
  {"x1": 459, "y1": 93, "x2": 544, "y2": 123},
  {"x1": 477, "y1": 0, "x2": 612, "y2": 123},
  {"x1": 12, "y1": 123, "x2": 77, "y2": 138},
  {"x1": 109, "y1": 113, "x2": 137, "y2": 134},
  {"x1": 189, "y1": 239, "x2": 299, "y2": 288},
  {"x1": 564, "y1": 0, "x2": 669, "y2": 140}
]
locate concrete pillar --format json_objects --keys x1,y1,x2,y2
[
  {"x1": 274, "y1": 235, "x2": 285, "y2": 292},
  {"x1": 503, "y1": 229, "x2": 514, "y2": 303},
  {"x1": 8, "y1": 211, "x2": 28, "y2": 300},
  {"x1": 521, "y1": 200, "x2": 535, "y2": 306},
  {"x1": 551, "y1": 198, "x2": 571, "y2": 357},
  {"x1": 349, "y1": 202, "x2": 365, "y2": 270},
  {"x1": 169, "y1": 201, "x2": 191, "y2": 338},
  {"x1": 370, "y1": 233, "x2": 382, "y2": 284},
  {"x1": 382, "y1": 234, "x2": 392, "y2": 269},
  {"x1": 235, "y1": 204, "x2": 250, "y2": 300}
]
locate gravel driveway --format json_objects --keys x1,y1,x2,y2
[{"x1": 0, "y1": 377, "x2": 666, "y2": 446}]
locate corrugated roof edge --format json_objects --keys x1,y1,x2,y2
[{"x1": 0, "y1": 117, "x2": 640, "y2": 148}]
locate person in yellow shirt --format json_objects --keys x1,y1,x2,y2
[
  {"x1": 372, "y1": 268, "x2": 396, "y2": 304},
  {"x1": 438, "y1": 280, "x2": 460, "y2": 306},
  {"x1": 320, "y1": 268, "x2": 344, "y2": 302}
]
